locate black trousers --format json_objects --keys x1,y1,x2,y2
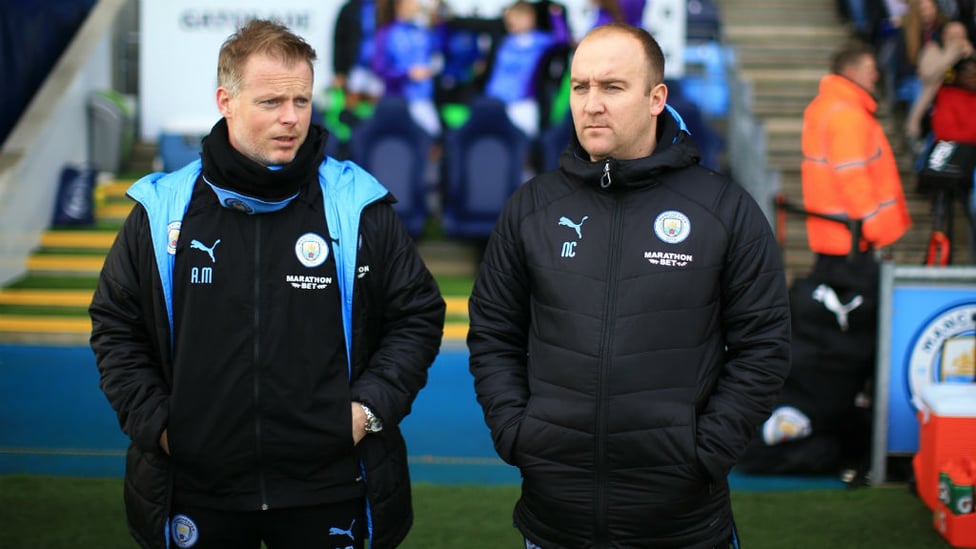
[{"x1": 168, "y1": 499, "x2": 365, "y2": 549}]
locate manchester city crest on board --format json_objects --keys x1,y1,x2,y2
[{"x1": 907, "y1": 303, "x2": 976, "y2": 407}]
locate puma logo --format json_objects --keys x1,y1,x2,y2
[
  {"x1": 558, "y1": 215, "x2": 589, "y2": 239},
  {"x1": 329, "y1": 519, "x2": 356, "y2": 541},
  {"x1": 811, "y1": 283, "x2": 863, "y2": 332},
  {"x1": 190, "y1": 239, "x2": 221, "y2": 263}
]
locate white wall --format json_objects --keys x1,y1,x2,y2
[{"x1": 139, "y1": 0, "x2": 340, "y2": 140}]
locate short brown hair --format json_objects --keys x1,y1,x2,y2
[
  {"x1": 830, "y1": 42, "x2": 874, "y2": 76},
  {"x1": 218, "y1": 19, "x2": 317, "y2": 96},
  {"x1": 580, "y1": 23, "x2": 666, "y2": 89}
]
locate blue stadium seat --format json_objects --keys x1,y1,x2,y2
[
  {"x1": 536, "y1": 110, "x2": 572, "y2": 173},
  {"x1": 680, "y1": 41, "x2": 731, "y2": 119},
  {"x1": 686, "y1": 0, "x2": 722, "y2": 43},
  {"x1": 157, "y1": 131, "x2": 204, "y2": 172},
  {"x1": 667, "y1": 79, "x2": 724, "y2": 171},
  {"x1": 349, "y1": 97, "x2": 433, "y2": 238},
  {"x1": 441, "y1": 97, "x2": 531, "y2": 239}
]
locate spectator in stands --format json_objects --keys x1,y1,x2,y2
[
  {"x1": 588, "y1": 0, "x2": 647, "y2": 28},
  {"x1": 535, "y1": 0, "x2": 574, "y2": 43},
  {"x1": 434, "y1": 13, "x2": 492, "y2": 108},
  {"x1": 876, "y1": 0, "x2": 911, "y2": 105},
  {"x1": 904, "y1": 20, "x2": 974, "y2": 143},
  {"x1": 468, "y1": 23, "x2": 790, "y2": 549},
  {"x1": 892, "y1": 0, "x2": 950, "y2": 106},
  {"x1": 484, "y1": 0, "x2": 557, "y2": 138},
  {"x1": 89, "y1": 19, "x2": 445, "y2": 549},
  {"x1": 332, "y1": 0, "x2": 385, "y2": 113},
  {"x1": 801, "y1": 42, "x2": 911, "y2": 278},
  {"x1": 841, "y1": 0, "x2": 874, "y2": 40},
  {"x1": 372, "y1": 0, "x2": 444, "y2": 137},
  {"x1": 930, "y1": 55, "x2": 976, "y2": 141}
]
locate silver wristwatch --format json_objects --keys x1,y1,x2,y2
[{"x1": 361, "y1": 404, "x2": 383, "y2": 434}]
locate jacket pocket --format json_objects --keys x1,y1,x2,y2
[{"x1": 123, "y1": 442, "x2": 171, "y2": 549}]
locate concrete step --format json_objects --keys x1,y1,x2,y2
[
  {"x1": 724, "y1": 24, "x2": 851, "y2": 44},
  {"x1": 0, "y1": 287, "x2": 471, "y2": 317},
  {"x1": 417, "y1": 240, "x2": 479, "y2": 277},
  {"x1": 0, "y1": 314, "x2": 472, "y2": 346},
  {"x1": 26, "y1": 255, "x2": 106, "y2": 276},
  {"x1": 0, "y1": 289, "x2": 93, "y2": 307},
  {"x1": 0, "y1": 315, "x2": 93, "y2": 345},
  {"x1": 40, "y1": 230, "x2": 118, "y2": 251},
  {"x1": 0, "y1": 298, "x2": 474, "y2": 344}
]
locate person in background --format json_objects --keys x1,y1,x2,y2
[
  {"x1": 89, "y1": 18, "x2": 445, "y2": 549},
  {"x1": 876, "y1": 0, "x2": 911, "y2": 106},
  {"x1": 930, "y1": 55, "x2": 976, "y2": 142},
  {"x1": 891, "y1": 0, "x2": 950, "y2": 109},
  {"x1": 484, "y1": 0, "x2": 557, "y2": 138},
  {"x1": 434, "y1": 12, "x2": 494, "y2": 108},
  {"x1": 372, "y1": 0, "x2": 444, "y2": 138},
  {"x1": 904, "y1": 20, "x2": 974, "y2": 144},
  {"x1": 801, "y1": 42, "x2": 911, "y2": 286},
  {"x1": 588, "y1": 0, "x2": 647, "y2": 28},
  {"x1": 332, "y1": 0, "x2": 385, "y2": 113},
  {"x1": 467, "y1": 23, "x2": 791, "y2": 549}
]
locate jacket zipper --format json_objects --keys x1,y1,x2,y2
[
  {"x1": 594, "y1": 159, "x2": 620, "y2": 545},
  {"x1": 253, "y1": 216, "x2": 269, "y2": 510}
]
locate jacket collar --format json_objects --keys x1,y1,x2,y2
[
  {"x1": 818, "y1": 74, "x2": 878, "y2": 114},
  {"x1": 559, "y1": 105, "x2": 701, "y2": 191}
]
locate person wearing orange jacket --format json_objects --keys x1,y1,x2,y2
[{"x1": 801, "y1": 42, "x2": 912, "y2": 263}]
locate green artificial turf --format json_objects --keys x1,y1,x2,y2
[{"x1": 0, "y1": 477, "x2": 956, "y2": 548}]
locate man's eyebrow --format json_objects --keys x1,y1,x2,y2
[{"x1": 570, "y1": 76, "x2": 626, "y2": 85}]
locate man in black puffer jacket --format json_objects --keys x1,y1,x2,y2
[
  {"x1": 468, "y1": 23, "x2": 791, "y2": 549},
  {"x1": 90, "y1": 19, "x2": 444, "y2": 549}
]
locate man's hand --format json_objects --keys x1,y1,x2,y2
[
  {"x1": 159, "y1": 429, "x2": 170, "y2": 455},
  {"x1": 351, "y1": 402, "x2": 367, "y2": 445}
]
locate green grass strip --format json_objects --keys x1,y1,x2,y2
[
  {"x1": 5, "y1": 275, "x2": 100, "y2": 290},
  {"x1": 0, "y1": 477, "x2": 952, "y2": 548}
]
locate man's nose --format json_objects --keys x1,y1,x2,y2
[{"x1": 280, "y1": 101, "x2": 299, "y2": 124}]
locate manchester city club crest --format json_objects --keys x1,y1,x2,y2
[
  {"x1": 223, "y1": 197, "x2": 255, "y2": 214},
  {"x1": 653, "y1": 210, "x2": 691, "y2": 244},
  {"x1": 295, "y1": 232, "x2": 329, "y2": 268},
  {"x1": 907, "y1": 302, "x2": 976, "y2": 407},
  {"x1": 171, "y1": 514, "x2": 199, "y2": 548},
  {"x1": 167, "y1": 221, "x2": 181, "y2": 255}
]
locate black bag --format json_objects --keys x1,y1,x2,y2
[
  {"x1": 738, "y1": 254, "x2": 878, "y2": 475},
  {"x1": 917, "y1": 140, "x2": 976, "y2": 195},
  {"x1": 51, "y1": 165, "x2": 96, "y2": 226}
]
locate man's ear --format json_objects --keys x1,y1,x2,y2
[
  {"x1": 649, "y1": 82, "x2": 668, "y2": 116},
  {"x1": 216, "y1": 87, "x2": 233, "y2": 118}
]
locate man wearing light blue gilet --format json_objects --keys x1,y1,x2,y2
[{"x1": 89, "y1": 19, "x2": 444, "y2": 549}]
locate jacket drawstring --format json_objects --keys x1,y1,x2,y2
[{"x1": 600, "y1": 160, "x2": 612, "y2": 189}]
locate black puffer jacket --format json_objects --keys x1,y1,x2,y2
[
  {"x1": 90, "y1": 161, "x2": 444, "y2": 548},
  {"x1": 468, "y1": 110, "x2": 791, "y2": 548}
]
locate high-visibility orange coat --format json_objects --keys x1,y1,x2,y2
[{"x1": 801, "y1": 74, "x2": 911, "y2": 255}]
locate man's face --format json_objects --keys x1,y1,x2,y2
[
  {"x1": 957, "y1": 61, "x2": 976, "y2": 92},
  {"x1": 217, "y1": 53, "x2": 313, "y2": 166},
  {"x1": 846, "y1": 54, "x2": 880, "y2": 96},
  {"x1": 569, "y1": 32, "x2": 666, "y2": 162}
]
